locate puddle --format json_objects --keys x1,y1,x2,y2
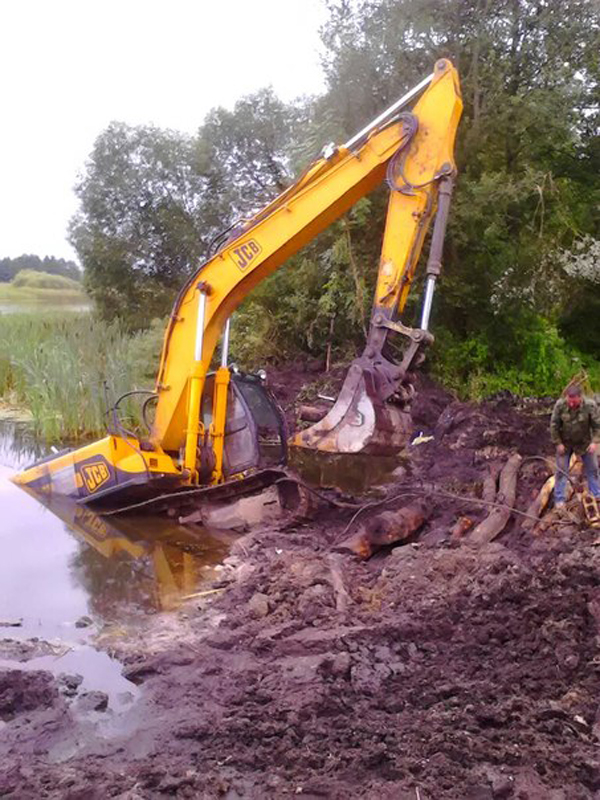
[
  {"x1": 0, "y1": 420, "x2": 230, "y2": 707},
  {"x1": 0, "y1": 647, "x2": 137, "y2": 713},
  {"x1": 289, "y1": 446, "x2": 404, "y2": 495}
]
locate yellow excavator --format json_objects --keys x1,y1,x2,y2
[{"x1": 13, "y1": 59, "x2": 462, "y2": 512}]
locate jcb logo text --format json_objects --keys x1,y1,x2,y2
[
  {"x1": 81, "y1": 461, "x2": 110, "y2": 493},
  {"x1": 230, "y1": 239, "x2": 261, "y2": 271}
]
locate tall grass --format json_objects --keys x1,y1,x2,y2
[{"x1": 0, "y1": 314, "x2": 164, "y2": 442}]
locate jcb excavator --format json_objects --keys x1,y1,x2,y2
[{"x1": 13, "y1": 59, "x2": 462, "y2": 512}]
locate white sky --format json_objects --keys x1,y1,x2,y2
[{"x1": 0, "y1": 0, "x2": 327, "y2": 263}]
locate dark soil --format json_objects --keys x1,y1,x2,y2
[
  {"x1": 2, "y1": 376, "x2": 600, "y2": 799},
  {"x1": 0, "y1": 669, "x2": 59, "y2": 720}
]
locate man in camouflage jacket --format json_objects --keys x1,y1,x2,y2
[{"x1": 550, "y1": 385, "x2": 600, "y2": 507}]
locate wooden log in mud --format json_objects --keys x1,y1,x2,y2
[
  {"x1": 482, "y1": 464, "x2": 500, "y2": 505},
  {"x1": 335, "y1": 502, "x2": 428, "y2": 559},
  {"x1": 523, "y1": 475, "x2": 555, "y2": 531},
  {"x1": 469, "y1": 453, "x2": 522, "y2": 545},
  {"x1": 450, "y1": 516, "x2": 474, "y2": 541},
  {"x1": 327, "y1": 554, "x2": 352, "y2": 612},
  {"x1": 523, "y1": 454, "x2": 577, "y2": 531},
  {"x1": 298, "y1": 404, "x2": 328, "y2": 423}
]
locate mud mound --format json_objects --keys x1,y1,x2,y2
[
  {"x1": 0, "y1": 669, "x2": 58, "y2": 720},
  {"x1": 3, "y1": 385, "x2": 599, "y2": 798}
]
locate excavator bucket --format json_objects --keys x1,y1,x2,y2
[
  {"x1": 293, "y1": 359, "x2": 413, "y2": 455},
  {"x1": 294, "y1": 169, "x2": 456, "y2": 457}
]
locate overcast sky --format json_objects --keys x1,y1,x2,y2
[{"x1": 0, "y1": 0, "x2": 327, "y2": 263}]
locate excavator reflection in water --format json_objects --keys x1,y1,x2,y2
[{"x1": 43, "y1": 495, "x2": 229, "y2": 614}]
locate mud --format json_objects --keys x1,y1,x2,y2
[{"x1": 3, "y1": 378, "x2": 600, "y2": 798}]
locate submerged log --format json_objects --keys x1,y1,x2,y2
[
  {"x1": 335, "y1": 502, "x2": 428, "y2": 559},
  {"x1": 179, "y1": 486, "x2": 281, "y2": 530},
  {"x1": 469, "y1": 453, "x2": 522, "y2": 545}
]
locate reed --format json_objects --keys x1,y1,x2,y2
[{"x1": 0, "y1": 314, "x2": 164, "y2": 442}]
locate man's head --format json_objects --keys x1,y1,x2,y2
[{"x1": 566, "y1": 384, "x2": 583, "y2": 409}]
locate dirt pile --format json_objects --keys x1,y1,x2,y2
[
  {"x1": 0, "y1": 669, "x2": 59, "y2": 720},
  {"x1": 2, "y1": 386, "x2": 600, "y2": 798}
]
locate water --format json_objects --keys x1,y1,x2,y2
[
  {"x1": 0, "y1": 299, "x2": 91, "y2": 315},
  {"x1": 0, "y1": 421, "x2": 230, "y2": 705},
  {"x1": 290, "y1": 446, "x2": 403, "y2": 495},
  {"x1": 0, "y1": 422, "x2": 230, "y2": 624}
]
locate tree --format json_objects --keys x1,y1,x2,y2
[
  {"x1": 70, "y1": 91, "x2": 302, "y2": 327},
  {"x1": 69, "y1": 123, "x2": 213, "y2": 326},
  {"x1": 197, "y1": 88, "x2": 298, "y2": 217},
  {"x1": 315, "y1": 0, "x2": 600, "y2": 386},
  {"x1": 0, "y1": 255, "x2": 80, "y2": 283}
]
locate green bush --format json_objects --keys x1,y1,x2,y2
[
  {"x1": 12, "y1": 269, "x2": 83, "y2": 291},
  {"x1": 431, "y1": 317, "x2": 600, "y2": 399}
]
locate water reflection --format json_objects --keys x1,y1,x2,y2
[
  {"x1": 1, "y1": 422, "x2": 231, "y2": 632},
  {"x1": 290, "y1": 447, "x2": 403, "y2": 495},
  {"x1": 0, "y1": 419, "x2": 44, "y2": 470},
  {"x1": 60, "y1": 501, "x2": 230, "y2": 616}
]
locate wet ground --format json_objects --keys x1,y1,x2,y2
[
  {"x1": 3, "y1": 380, "x2": 600, "y2": 798},
  {"x1": 0, "y1": 421, "x2": 231, "y2": 718}
]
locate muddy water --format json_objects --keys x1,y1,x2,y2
[
  {"x1": 0, "y1": 421, "x2": 230, "y2": 706},
  {"x1": 290, "y1": 447, "x2": 404, "y2": 495}
]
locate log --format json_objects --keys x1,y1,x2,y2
[
  {"x1": 469, "y1": 453, "x2": 522, "y2": 545},
  {"x1": 335, "y1": 502, "x2": 428, "y2": 559},
  {"x1": 523, "y1": 475, "x2": 555, "y2": 531},
  {"x1": 523, "y1": 454, "x2": 577, "y2": 531},
  {"x1": 450, "y1": 516, "x2": 474, "y2": 541},
  {"x1": 327, "y1": 554, "x2": 352, "y2": 612},
  {"x1": 482, "y1": 464, "x2": 500, "y2": 505},
  {"x1": 298, "y1": 404, "x2": 328, "y2": 423}
]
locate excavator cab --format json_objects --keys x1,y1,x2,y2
[{"x1": 201, "y1": 371, "x2": 287, "y2": 478}]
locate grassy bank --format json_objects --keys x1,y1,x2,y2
[
  {"x1": 0, "y1": 283, "x2": 87, "y2": 303},
  {"x1": 0, "y1": 269, "x2": 88, "y2": 306},
  {"x1": 2, "y1": 308, "x2": 598, "y2": 445},
  {"x1": 0, "y1": 314, "x2": 164, "y2": 442}
]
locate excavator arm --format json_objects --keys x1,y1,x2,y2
[
  {"x1": 13, "y1": 59, "x2": 462, "y2": 506},
  {"x1": 154, "y1": 58, "x2": 461, "y2": 464}
]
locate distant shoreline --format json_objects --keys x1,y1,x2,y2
[{"x1": 0, "y1": 284, "x2": 90, "y2": 314}]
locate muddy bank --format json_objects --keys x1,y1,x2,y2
[{"x1": 3, "y1": 383, "x2": 600, "y2": 798}]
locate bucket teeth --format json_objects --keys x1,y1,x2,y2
[{"x1": 292, "y1": 361, "x2": 412, "y2": 455}]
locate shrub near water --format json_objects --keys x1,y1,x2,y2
[
  {"x1": 0, "y1": 314, "x2": 164, "y2": 442},
  {"x1": 11, "y1": 269, "x2": 82, "y2": 291}
]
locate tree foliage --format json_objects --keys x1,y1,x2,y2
[
  {"x1": 69, "y1": 123, "x2": 211, "y2": 325},
  {"x1": 0, "y1": 255, "x2": 80, "y2": 283},
  {"x1": 70, "y1": 0, "x2": 600, "y2": 393}
]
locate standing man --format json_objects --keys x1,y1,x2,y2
[{"x1": 550, "y1": 385, "x2": 600, "y2": 508}]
